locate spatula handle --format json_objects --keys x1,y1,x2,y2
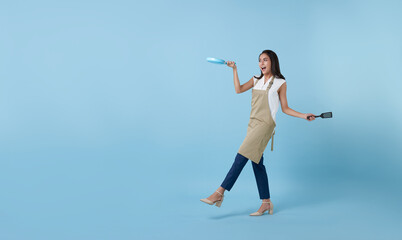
[{"x1": 307, "y1": 115, "x2": 320, "y2": 120}]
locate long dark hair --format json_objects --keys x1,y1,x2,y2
[{"x1": 255, "y1": 50, "x2": 285, "y2": 80}]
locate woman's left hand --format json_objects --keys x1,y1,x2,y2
[{"x1": 305, "y1": 113, "x2": 315, "y2": 121}]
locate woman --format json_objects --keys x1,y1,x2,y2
[{"x1": 200, "y1": 50, "x2": 316, "y2": 216}]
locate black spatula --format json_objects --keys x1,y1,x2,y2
[{"x1": 307, "y1": 112, "x2": 333, "y2": 120}]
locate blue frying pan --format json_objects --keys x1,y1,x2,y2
[{"x1": 206, "y1": 57, "x2": 235, "y2": 65}]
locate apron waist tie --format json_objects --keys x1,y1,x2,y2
[{"x1": 271, "y1": 129, "x2": 275, "y2": 151}]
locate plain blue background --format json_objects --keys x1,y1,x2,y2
[{"x1": 1, "y1": 0, "x2": 401, "y2": 239}]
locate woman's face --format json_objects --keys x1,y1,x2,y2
[{"x1": 259, "y1": 53, "x2": 271, "y2": 75}]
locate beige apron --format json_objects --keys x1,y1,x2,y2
[{"x1": 238, "y1": 76, "x2": 276, "y2": 164}]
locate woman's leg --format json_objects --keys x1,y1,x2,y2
[
  {"x1": 203, "y1": 153, "x2": 248, "y2": 203},
  {"x1": 220, "y1": 153, "x2": 249, "y2": 191},
  {"x1": 251, "y1": 154, "x2": 270, "y2": 199}
]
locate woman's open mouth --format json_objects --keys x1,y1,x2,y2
[{"x1": 261, "y1": 67, "x2": 266, "y2": 71}]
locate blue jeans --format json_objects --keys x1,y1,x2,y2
[{"x1": 221, "y1": 153, "x2": 270, "y2": 199}]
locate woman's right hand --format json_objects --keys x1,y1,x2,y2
[{"x1": 226, "y1": 61, "x2": 236, "y2": 69}]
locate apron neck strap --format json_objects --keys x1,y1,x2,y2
[
  {"x1": 266, "y1": 75, "x2": 275, "y2": 92},
  {"x1": 255, "y1": 75, "x2": 275, "y2": 89}
]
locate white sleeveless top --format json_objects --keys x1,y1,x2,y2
[{"x1": 252, "y1": 75, "x2": 286, "y2": 123}]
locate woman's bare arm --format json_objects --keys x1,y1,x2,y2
[
  {"x1": 235, "y1": 75, "x2": 254, "y2": 94},
  {"x1": 227, "y1": 61, "x2": 254, "y2": 94},
  {"x1": 278, "y1": 82, "x2": 315, "y2": 121}
]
